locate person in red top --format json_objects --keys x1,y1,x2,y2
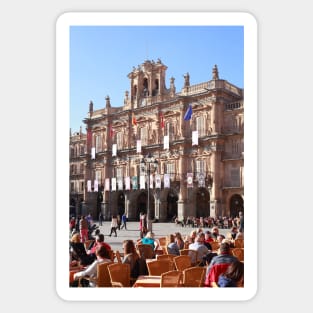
[{"x1": 87, "y1": 233, "x2": 111, "y2": 256}]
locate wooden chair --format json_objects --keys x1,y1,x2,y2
[
  {"x1": 146, "y1": 259, "x2": 175, "y2": 276},
  {"x1": 158, "y1": 237, "x2": 167, "y2": 248},
  {"x1": 78, "y1": 261, "x2": 113, "y2": 287},
  {"x1": 173, "y1": 255, "x2": 192, "y2": 271},
  {"x1": 115, "y1": 250, "x2": 123, "y2": 263},
  {"x1": 179, "y1": 249, "x2": 198, "y2": 266},
  {"x1": 108, "y1": 263, "x2": 131, "y2": 287},
  {"x1": 136, "y1": 244, "x2": 155, "y2": 260},
  {"x1": 231, "y1": 248, "x2": 244, "y2": 261},
  {"x1": 183, "y1": 266, "x2": 206, "y2": 287},
  {"x1": 234, "y1": 239, "x2": 244, "y2": 248},
  {"x1": 160, "y1": 270, "x2": 183, "y2": 287},
  {"x1": 157, "y1": 254, "x2": 176, "y2": 262}
]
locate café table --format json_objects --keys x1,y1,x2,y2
[{"x1": 132, "y1": 275, "x2": 161, "y2": 288}]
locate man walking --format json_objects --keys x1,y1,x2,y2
[
  {"x1": 98, "y1": 212, "x2": 103, "y2": 226},
  {"x1": 120, "y1": 213, "x2": 127, "y2": 230}
]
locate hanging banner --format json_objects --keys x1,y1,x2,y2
[
  {"x1": 164, "y1": 173, "x2": 170, "y2": 188},
  {"x1": 192, "y1": 131, "x2": 198, "y2": 146},
  {"x1": 198, "y1": 172, "x2": 205, "y2": 188},
  {"x1": 87, "y1": 180, "x2": 92, "y2": 192},
  {"x1": 94, "y1": 180, "x2": 98, "y2": 192},
  {"x1": 140, "y1": 175, "x2": 145, "y2": 189},
  {"x1": 164, "y1": 135, "x2": 169, "y2": 150},
  {"x1": 136, "y1": 140, "x2": 141, "y2": 153},
  {"x1": 187, "y1": 173, "x2": 193, "y2": 188},
  {"x1": 132, "y1": 176, "x2": 138, "y2": 190},
  {"x1": 112, "y1": 144, "x2": 117, "y2": 156},
  {"x1": 125, "y1": 176, "x2": 131, "y2": 190},
  {"x1": 149, "y1": 174, "x2": 154, "y2": 189},
  {"x1": 111, "y1": 177, "x2": 116, "y2": 191},
  {"x1": 105, "y1": 178, "x2": 110, "y2": 191},
  {"x1": 91, "y1": 147, "x2": 96, "y2": 159},
  {"x1": 117, "y1": 177, "x2": 123, "y2": 190},
  {"x1": 155, "y1": 174, "x2": 161, "y2": 189}
]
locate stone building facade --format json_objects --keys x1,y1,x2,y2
[{"x1": 69, "y1": 59, "x2": 244, "y2": 221}]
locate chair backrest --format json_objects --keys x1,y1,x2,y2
[
  {"x1": 157, "y1": 254, "x2": 176, "y2": 262},
  {"x1": 210, "y1": 241, "x2": 220, "y2": 251},
  {"x1": 160, "y1": 270, "x2": 183, "y2": 287},
  {"x1": 183, "y1": 266, "x2": 206, "y2": 287},
  {"x1": 231, "y1": 248, "x2": 244, "y2": 261},
  {"x1": 146, "y1": 259, "x2": 175, "y2": 276},
  {"x1": 158, "y1": 237, "x2": 167, "y2": 247},
  {"x1": 136, "y1": 244, "x2": 155, "y2": 259},
  {"x1": 115, "y1": 250, "x2": 122, "y2": 263},
  {"x1": 108, "y1": 263, "x2": 131, "y2": 287},
  {"x1": 173, "y1": 255, "x2": 192, "y2": 271},
  {"x1": 234, "y1": 239, "x2": 244, "y2": 248},
  {"x1": 97, "y1": 261, "x2": 113, "y2": 287},
  {"x1": 179, "y1": 249, "x2": 198, "y2": 266}
]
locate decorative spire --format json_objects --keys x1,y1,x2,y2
[
  {"x1": 212, "y1": 64, "x2": 219, "y2": 80},
  {"x1": 89, "y1": 100, "x2": 93, "y2": 113},
  {"x1": 105, "y1": 95, "x2": 111, "y2": 108}
]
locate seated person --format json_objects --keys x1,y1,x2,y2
[
  {"x1": 87, "y1": 233, "x2": 112, "y2": 257},
  {"x1": 72, "y1": 245, "x2": 112, "y2": 287},
  {"x1": 140, "y1": 232, "x2": 159, "y2": 251},
  {"x1": 167, "y1": 234, "x2": 180, "y2": 255},
  {"x1": 204, "y1": 242, "x2": 238, "y2": 287}
]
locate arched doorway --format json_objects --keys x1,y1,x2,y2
[
  {"x1": 117, "y1": 192, "x2": 125, "y2": 216},
  {"x1": 229, "y1": 194, "x2": 244, "y2": 218},
  {"x1": 196, "y1": 188, "x2": 210, "y2": 217},
  {"x1": 167, "y1": 190, "x2": 178, "y2": 221},
  {"x1": 136, "y1": 192, "x2": 155, "y2": 220}
]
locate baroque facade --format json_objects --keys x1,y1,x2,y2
[{"x1": 69, "y1": 59, "x2": 244, "y2": 221}]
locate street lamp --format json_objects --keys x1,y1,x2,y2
[{"x1": 140, "y1": 153, "x2": 158, "y2": 232}]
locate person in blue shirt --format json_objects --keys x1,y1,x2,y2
[
  {"x1": 141, "y1": 232, "x2": 159, "y2": 251},
  {"x1": 120, "y1": 213, "x2": 127, "y2": 230}
]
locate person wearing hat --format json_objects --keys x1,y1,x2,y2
[{"x1": 204, "y1": 242, "x2": 239, "y2": 287}]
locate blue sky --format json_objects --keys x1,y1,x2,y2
[{"x1": 70, "y1": 26, "x2": 244, "y2": 132}]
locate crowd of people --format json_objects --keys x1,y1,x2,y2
[{"x1": 69, "y1": 211, "x2": 244, "y2": 288}]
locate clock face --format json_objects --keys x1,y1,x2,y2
[{"x1": 187, "y1": 176, "x2": 192, "y2": 184}]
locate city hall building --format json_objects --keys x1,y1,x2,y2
[{"x1": 70, "y1": 59, "x2": 244, "y2": 221}]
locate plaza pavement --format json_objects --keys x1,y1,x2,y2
[{"x1": 94, "y1": 221, "x2": 231, "y2": 252}]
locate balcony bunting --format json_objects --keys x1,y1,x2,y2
[
  {"x1": 192, "y1": 130, "x2": 198, "y2": 146},
  {"x1": 164, "y1": 135, "x2": 169, "y2": 150},
  {"x1": 105, "y1": 178, "x2": 110, "y2": 191},
  {"x1": 164, "y1": 173, "x2": 170, "y2": 188},
  {"x1": 91, "y1": 147, "x2": 96, "y2": 159},
  {"x1": 112, "y1": 144, "x2": 117, "y2": 157},
  {"x1": 140, "y1": 175, "x2": 145, "y2": 189},
  {"x1": 111, "y1": 177, "x2": 116, "y2": 191},
  {"x1": 117, "y1": 177, "x2": 123, "y2": 190},
  {"x1": 87, "y1": 180, "x2": 92, "y2": 192},
  {"x1": 94, "y1": 180, "x2": 98, "y2": 192},
  {"x1": 137, "y1": 140, "x2": 141, "y2": 153},
  {"x1": 132, "y1": 176, "x2": 138, "y2": 190},
  {"x1": 187, "y1": 173, "x2": 193, "y2": 188},
  {"x1": 155, "y1": 174, "x2": 161, "y2": 188},
  {"x1": 125, "y1": 176, "x2": 131, "y2": 190}
]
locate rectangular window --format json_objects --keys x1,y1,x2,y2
[
  {"x1": 117, "y1": 132, "x2": 123, "y2": 150},
  {"x1": 196, "y1": 116, "x2": 205, "y2": 137},
  {"x1": 230, "y1": 168, "x2": 240, "y2": 187},
  {"x1": 140, "y1": 127, "x2": 148, "y2": 146},
  {"x1": 195, "y1": 159, "x2": 205, "y2": 177},
  {"x1": 96, "y1": 135, "x2": 101, "y2": 152}
]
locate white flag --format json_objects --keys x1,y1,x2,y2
[
  {"x1": 164, "y1": 135, "x2": 169, "y2": 150},
  {"x1": 125, "y1": 176, "x2": 131, "y2": 190},
  {"x1": 137, "y1": 140, "x2": 141, "y2": 153},
  {"x1": 87, "y1": 180, "x2": 92, "y2": 192},
  {"x1": 112, "y1": 144, "x2": 117, "y2": 156},
  {"x1": 150, "y1": 174, "x2": 154, "y2": 189},
  {"x1": 155, "y1": 174, "x2": 161, "y2": 188},
  {"x1": 117, "y1": 177, "x2": 123, "y2": 190},
  {"x1": 94, "y1": 180, "x2": 98, "y2": 192},
  {"x1": 91, "y1": 147, "x2": 96, "y2": 159},
  {"x1": 192, "y1": 131, "x2": 198, "y2": 146},
  {"x1": 111, "y1": 177, "x2": 116, "y2": 191},
  {"x1": 105, "y1": 178, "x2": 110, "y2": 191},
  {"x1": 140, "y1": 175, "x2": 145, "y2": 189}
]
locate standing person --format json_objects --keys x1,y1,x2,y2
[
  {"x1": 109, "y1": 215, "x2": 118, "y2": 237},
  {"x1": 120, "y1": 213, "x2": 127, "y2": 230},
  {"x1": 79, "y1": 215, "x2": 89, "y2": 243},
  {"x1": 86, "y1": 213, "x2": 93, "y2": 226},
  {"x1": 238, "y1": 211, "x2": 244, "y2": 233},
  {"x1": 117, "y1": 214, "x2": 121, "y2": 230},
  {"x1": 98, "y1": 211, "x2": 103, "y2": 226},
  {"x1": 139, "y1": 212, "x2": 147, "y2": 238}
]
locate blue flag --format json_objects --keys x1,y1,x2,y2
[{"x1": 184, "y1": 104, "x2": 192, "y2": 121}]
